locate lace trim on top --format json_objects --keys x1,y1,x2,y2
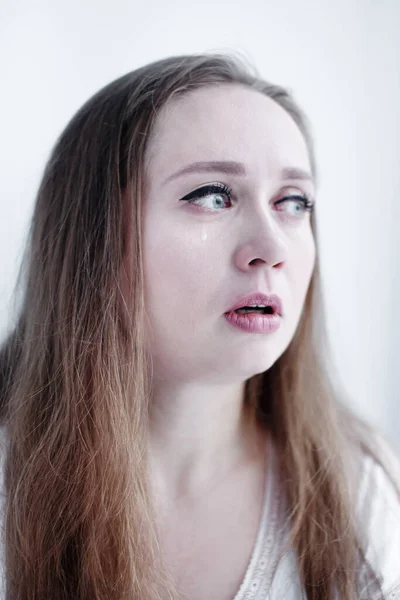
[{"x1": 233, "y1": 435, "x2": 285, "y2": 600}]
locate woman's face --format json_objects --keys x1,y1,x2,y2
[{"x1": 141, "y1": 84, "x2": 316, "y2": 385}]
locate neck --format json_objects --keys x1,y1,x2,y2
[{"x1": 146, "y1": 379, "x2": 267, "y2": 502}]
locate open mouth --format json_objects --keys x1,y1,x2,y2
[{"x1": 233, "y1": 306, "x2": 275, "y2": 315}]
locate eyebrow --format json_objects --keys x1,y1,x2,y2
[{"x1": 163, "y1": 160, "x2": 314, "y2": 185}]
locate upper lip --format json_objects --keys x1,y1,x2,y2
[{"x1": 225, "y1": 293, "x2": 283, "y2": 316}]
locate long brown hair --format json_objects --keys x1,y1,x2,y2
[{"x1": 0, "y1": 52, "x2": 398, "y2": 599}]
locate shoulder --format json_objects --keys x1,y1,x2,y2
[{"x1": 354, "y1": 433, "x2": 400, "y2": 597}]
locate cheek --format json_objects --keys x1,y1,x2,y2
[
  {"x1": 143, "y1": 222, "x2": 219, "y2": 310},
  {"x1": 290, "y1": 232, "x2": 316, "y2": 296}
]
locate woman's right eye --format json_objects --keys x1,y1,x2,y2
[{"x1": 179, "y1": 183, "x2": 233, "y2": 211}]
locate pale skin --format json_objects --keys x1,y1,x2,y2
[{"x1": 124, "y1": 84, "x2": 316, "y2": 599}]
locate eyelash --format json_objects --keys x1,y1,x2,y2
[{"x1": 179, "y1": 183, "x2": 315, "y2": 214}]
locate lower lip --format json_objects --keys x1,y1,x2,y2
[{"x1": 224, "y1": 311, "x2": 281, "y2": 334}]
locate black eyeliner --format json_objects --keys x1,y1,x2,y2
[
  {"x1": 278, "y1": 194, "x2": 315, "y2": 212},
  {"x1": 179, "y1": 183, "x2": 233, "y2": 202}
]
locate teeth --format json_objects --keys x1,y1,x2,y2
[{"x1": 247, "y1": 304, "x2": 267, "y2": 308}]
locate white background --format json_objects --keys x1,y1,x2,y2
[{"x1": 0, "y1": 0, "x2": 399, "y2": 450}]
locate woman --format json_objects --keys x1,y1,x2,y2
[{"x1": 0, "y1": 52, "x2": 399, "y2": 600}]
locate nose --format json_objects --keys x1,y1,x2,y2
[{"x1": 233, "y1": 213, "x2": 288, "y2": 273}]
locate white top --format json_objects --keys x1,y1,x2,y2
[
  {"x1": 0, "y1": 429, "x2": 399, "y2": 599},
  {"x1": 233, "y1": 434, "x2": 400, "y2": 599}
]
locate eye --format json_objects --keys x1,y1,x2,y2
[
  {"x1": 179, "y1": 183, "x2": 233, "y2": 211},
  {"x1": 178, "y1": 185, "x2": 315, "y2": 216},
  {"x1": 275, "y1": 193, "x2": 315, "y2": 217}
]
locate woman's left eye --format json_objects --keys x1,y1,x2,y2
[{"x1": 275, "y1": 194, "x2": 315, "y2": 217}]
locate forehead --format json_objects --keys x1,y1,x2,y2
[{"x1": 145, "y1": 84, "x2": 311, "y2": 178}]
